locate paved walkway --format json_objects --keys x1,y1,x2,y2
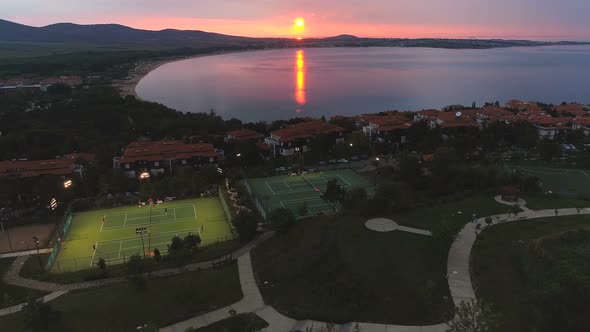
[
  {"x1": 162, "y1": 206, "x2": 590, "y2": 332},
  {"x1": 0, "y1": 291, "x2": 68, "y2": 317},
  {"x1": 0, "y1": 233, "x2": 273, "y2": 315},
  {"x1": 0, "y1": 248, "x2": 52, "y2": 259},
  {"x1": 4, "y1": 205, "x2": 589, "y2": 331}
]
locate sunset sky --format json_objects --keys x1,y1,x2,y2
[{"x1": 3, "y1": 0, "x2": 590, "y2": 40}]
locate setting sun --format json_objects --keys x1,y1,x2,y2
[{"x1": 295, "y1": 18, "x2": 305, "y2": 29}]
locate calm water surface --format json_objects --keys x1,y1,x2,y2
[{"x1": 136, "y1": 46, "x2": 590, "y2": 122}]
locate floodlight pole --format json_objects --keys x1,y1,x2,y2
[
  {"x1": 148, "y1": 231, "x2": 151, "y2": 253},
  {"x1": 136, "y1": 228, "x2": 147, "y2": 257},
  {"x1": 33, "y1": 236, "x2": 42, "y2": 271}
]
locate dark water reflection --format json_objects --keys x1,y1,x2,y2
[{"x1": 136, "y1": 46, "x2": 590, "y2": 122}]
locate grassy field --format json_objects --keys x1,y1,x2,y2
[
  {"x1": 0, "y1": 263, "x2": 242, "y2": 331},
  {"x1": 194, "y1": 313, "x2": 268, "y2": 332},
  {"x1": 521, "y1": 193, "x2": 590, "y2": 210},
  {"x1": 252, "y1": 213, "x2": 453, "y2": 325},
  {"x1": 393, "y1": 196, "x2": 508, "y2": 231},
  {"x1": 53, "y1": 197, "x2": 234, "y2": 273},
  {"x1": 471, "y1": 215, "x2": 590, "y2": 332},
  {"x1": 246, "y1": 169, "x2": 375, "y2": 217},
  {"x1": 507, "y1": 162, "x2": 590, "y2": 197},
  {"x1": 0, "y1": 258, "x2": 48, "y2": 309}
]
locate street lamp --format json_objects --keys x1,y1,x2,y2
[{"x1": 32, "y1": 236, "x2": 42, "y2": 271}]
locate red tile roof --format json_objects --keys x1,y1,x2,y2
[
  {"x1": 119, "y1": 140, "x2": 219, "y2": 163},
  {"x1": 270, "y1": 120, "x2": 344, "y2": 142},
  {"x1": 226, "y1": 129, "x2": 264, "y2": 141},
  {"x1": 0, "y1": 158, "x2": 75, "y2": 177}
]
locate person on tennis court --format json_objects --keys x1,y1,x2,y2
[
  {"x1": 93, "y1": 244, "x2": 96, "y2": 251},
  {"x1": 165, "y1": 208, "x2": 168, "y2": 215}
]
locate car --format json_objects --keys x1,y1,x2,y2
[
  {"x1": 360, "y1": 155, "x2": 369, "y2": 160},
  {"x1": 337, "y1": 158, "x2": 349, "y2": 163},
  {"x1": 328, "y1": 159, "x2": 337, "y2": 164},
  {"x1": 350, "y1": 156, "x2": 360, "y2": 161},
  {"x1": 318, "y1": 161, "x2": 327, "y2": 166},
  {"x1": 307, "y1": 168, "x2": 317, "y2": 173},
  {"x1": 275, "y1": 167, "x2": 286, "y2": 172}
]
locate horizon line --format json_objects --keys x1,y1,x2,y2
[{"x1": 3, "y1": 18, "x2": 589, "y2": 43}]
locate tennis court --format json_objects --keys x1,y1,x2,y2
[
  {"x1": 52, "y1": 197, "x2": 234, "y2": 272},
  {"x1": 245, "y1": 168, "x2": 375, "y2": 217},
  {"x1": 508, "y1": 163, "x2": 590, "y2": 196}
]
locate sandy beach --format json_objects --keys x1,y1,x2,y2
[
  {"x1": 114, "y1": 49, "x2": 256, "y2": 101},
  {"x1": 114, "y1": 58, "x2": 178, "y2": 100}
]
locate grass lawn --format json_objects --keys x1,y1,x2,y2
[
  {"x1": 471, "y1": 215, "x2": 590, "y2": 332},
  {"x1": 20, "y1": 239, "x2": 243, "y2": 284},
  {"x1": 194, "y1": 313, "x2": 268, "y2": 332},
  {"x1": 393, "y1": 196, "x2": 508, "y2": 231},
  {"x1": 0, "y1": 258, "x2": 48, "y2": 309},
  {"x1": 0, "y1": 263, "x2": 242, "y2": 331},
  {"x1": 521, "y1": 193, "x2": 590, "y2": 210},
  {"x1": 53, "y1": 197, "x2": 234, "y2": 273},
  {"x1": 252, "y1": 213, "x2": 454, "y2": 325}
]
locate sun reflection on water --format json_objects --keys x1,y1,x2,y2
[{"x1": 295, "y1": 50, "x2": 306, "y2": 106}]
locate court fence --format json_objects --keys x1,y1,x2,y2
[
  {"x1": 45, "y1": 203, "x2": 74, "y2": 271},
  {"x1": 241, "y1": 171, "x2": 268, "y2": 221},
  {"x1": 52, "y1": 234, "x2": 237, "y2": 273}
]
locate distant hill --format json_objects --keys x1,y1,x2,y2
[
  {"x1": 0, "y1": 19, "x2": 588, "y2": 49},
  {"x1": 0, "y1": 19, "x2": 254, "y2": 43}
]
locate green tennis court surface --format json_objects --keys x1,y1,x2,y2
[
  {"x1": 246, "y1": 169, "x2": 375, "y2": 217},
  {"x1": 508, "y1": 163, "x2": 590, "y2": 196},
  {"x1": 53, "y1": 197, "x2": 234, "y2": 272}
]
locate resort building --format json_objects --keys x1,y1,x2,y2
[
  {"x1": 0, "y1": 153, "x2": 92, "y2": 178},
  {"x1": 113, "y1": 140, "x2": 220, "y2": 178},
  {"x1": 265, "y1": 120, "x2": 345, "y2": 157}
]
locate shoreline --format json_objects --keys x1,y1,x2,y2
[{"x1": 113, "y1": 49, "x2": 257, "y2": 101}]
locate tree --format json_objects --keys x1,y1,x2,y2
[
  {"x1": 183, "y1": 233, "x2": 202, "y2": 251},
  {"x1": 511, "y1": 204, "x2": 521, "y2": 216},
  {"x1": 446, "y1": 300, "x2": 499, "y2": 332},
  {"x1": 268, "y1": 208, "x2": 296, "y2": 233},
  {"x1": 127, "y1": 254, "x2": 147, "y2": 275},
  {"x1": 167, "y1": 236, "x2": 184, "y2": 254},
  {"x1": 232, "y1": 211, "x2": 259, "y2": 241},
  {"x1": 484, "y1": 217, "x2": 493, "y2": 226},
  {"x1": 342, "y1": 187, "x2": 368, "y2": 212},
  {"x1": 398, "y1": 152, "x2": 422, "y2": 186},
  {"x1": 152, "y1": 248, "x2": 162, "y2": 262},
  {"x1": 324, "y1": 179, "x2": 345, "y2": 210},
  {"x1": 22, "y1": 297, "x2": 63, "y2": 332},
  {"x1": 97, "y1": 257, "x2": 106, "y2": 270}
]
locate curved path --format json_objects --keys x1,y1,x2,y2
[
  {"x1": 0, "y1": 233, "x2": 273, "y2": 317},
  {"x1": 164, "y1": 205, "x2": 590, "y2": 332},
  {"x1": 4, "y1": 204, "x2": 590, "y2": 331}
]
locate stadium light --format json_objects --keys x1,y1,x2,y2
[
  {"x1": 375, "y1": 157, "x2": 380, "y2": 161},
  {"x1": 139, "y1": 171, "x2": 150, "y2": 180},
  {"x1": 349, "y1": 143, "x2": 353, "y2": 147},
  {"x1": 50, "y1": 198, "x2": 59, "y2": 211},
  {"x1": 217, "y1": 167, "x2": 223, "y2": 174},
  {"x1": 63, "y1": 179, "x2": 73, "y2": 188},
  {"x1": 236, "y1": 153, "x2": 242, "y2": 157}
]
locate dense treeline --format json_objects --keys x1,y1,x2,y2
[{"x1": 0, "y1": 45, "x2": 263, "y2": 77}]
